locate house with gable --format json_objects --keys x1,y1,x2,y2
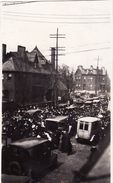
[
  {"x1": 74, "y1": 65, "x2": 110, "y2": 94},
  {"x1": 2, "y1": 44, "x2": 56, "y2": 105}
]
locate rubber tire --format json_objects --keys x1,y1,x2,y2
[{"x1": 8, "y1": 161, "x2": 22, "y2": 175}]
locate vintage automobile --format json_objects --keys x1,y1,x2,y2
[
  {"x1": 24, "y1": 108, "x2": 42, "y2": 119},
  {"x1": 75, "y1": 117, "x2": 101, "y2": 143},
  {"x1": 2, "y1": 137, "x2": 57, "y2": 178},
  {"x1": 45, "y1": 116, "x2": 68, "y2": 148},
  {"x1": 45, "y1": 116, "x2": 68, "y2": 132}
]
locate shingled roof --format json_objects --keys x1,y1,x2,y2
[
  {"x1": 76, "y1": 65, "x2": 106, "y2": 75},
  {"x1": 27, "y1": 46, "x2": 48, "y2": 65},
  {"x1": 2, "y1": 46, "x2": 54, "y2": 75}
]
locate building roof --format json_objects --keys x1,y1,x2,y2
[
  {"x1": 26, "y1": 46, "x2": 48, "y2": 65},
  {"x1": 2, "y1": 57, "x2": 15, "y2": 71},
  {"x1": 2, "y1": 46, "x2": 54, "y2": 75},
  {"x1": 75, "y1": 65, "x2": 106, "y2": 76}
]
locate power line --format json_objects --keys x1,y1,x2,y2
[
  {"x1": 3, "y1": 17, "x2": 110, "y2": 24},
  {"x1": 76, "y1": 41, "x2": 111, "y2": 47},
  {"x1": 3, "y1": 11, "x2": 111, "y2": 17},
  {"x1": 2, "y1": 1, "x2": 41, "y2": 6},
  {"x1": 3, "y1": 13, "x2": 110, "y2": 20},
  {"x1": 44, "y1": 46, "x2": 111, "y2": 57},
  {"x1": 65, "y1": 47, "x2": 111, "y2": 54},
  {"x1": 2, "y1": 0, "x2": 107, "y2": 6}
]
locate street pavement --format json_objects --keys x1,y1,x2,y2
[
  {"x1": 39, "y1": 127, "x2": 110, "y2": 183},
  {"x1": 39, "y1": 138, "x2": 91, "y2": 183}
]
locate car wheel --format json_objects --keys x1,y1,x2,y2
[{"x1": 8, "y1": 161, "x2": 22, "y2": 175}]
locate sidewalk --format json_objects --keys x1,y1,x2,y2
[{"x1": 82, "y1": 145, "x2": 110, "y2": 183}]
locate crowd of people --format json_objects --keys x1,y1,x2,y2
[{"x1": 2, "y1": 95, "x2": 110, "y2": 154}]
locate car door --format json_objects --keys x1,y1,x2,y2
[{"x1": 78, "y1": 121, "x2": 90, "y2": 139}]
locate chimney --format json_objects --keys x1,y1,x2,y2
[
  {"x1": 90, "y1": 65, "x2": 93, "y2": 70},
  {"x1": 2, "y1": 44, "x2": 6, "y2": 63},
  {"x1": 17, "y1": 45, "x2": 26, "y2": 59},
  {"x1": 78, "y1": 65, "x2": 83, "y2": 70},
  {"x1": 51, "y1": 47, "x2": 55, "y2": 70}
]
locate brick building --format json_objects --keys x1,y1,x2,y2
[
  {"x1": 74, "y1": 65, "x2": 110, "y2": 94},
  {"x1": 2, "y1": 44, "x2": 56, "y2": 104}
]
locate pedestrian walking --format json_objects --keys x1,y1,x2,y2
[{"x1": 59, "y1": 131, "x2": 73, "y2": 155}]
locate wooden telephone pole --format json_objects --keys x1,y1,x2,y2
[{"x1": 50, "y1": 28, "x2": 65, "y2": 106}]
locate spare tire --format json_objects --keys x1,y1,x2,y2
[{"x1": 8, "y1": 161, "x2": 22, "y2": 175}]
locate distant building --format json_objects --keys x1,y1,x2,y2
[
  {"x1": 74, "y1": 65, "x2": 110, "y2": 94},
  {"x1": 2, "y1": 44, "x2": 56, "y2": 104}
]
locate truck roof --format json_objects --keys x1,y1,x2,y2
[{"x1": 78, "y1": 117, "x2": 100, "y2": 123}]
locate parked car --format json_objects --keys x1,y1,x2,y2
[{"x1": 2, "y1": 137, "x2": 57, "y2": 178}]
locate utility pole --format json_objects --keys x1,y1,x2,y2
[{"x1": 50, "y1": 28, "x2": 65, "y2": 106}]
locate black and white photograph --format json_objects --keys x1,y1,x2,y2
[{"x1": 1, "y1": 0, "x2": 112, "y2": 182}]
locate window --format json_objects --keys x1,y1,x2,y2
[
  {"x1": 84, "y1": 123, "x2": 88, "y2": 131},
  {"x1": 80, "y1": 122, "x2": 83, "y2": 129},
  {"x1": 7, "y1": 73, "x2": 12, "y2": 80}
]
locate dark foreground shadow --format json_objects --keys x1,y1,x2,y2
[
  {"x1": 33, "y1": 162, "x2": 63, "y2": 182},
  {"x1": 82, "y1": 173, "x2": 110, "y2": 182},
  {"x1": 73, "y1": 125, "x2": 110, "y2": 183}
]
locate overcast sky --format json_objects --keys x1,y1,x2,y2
[{"x1": 1, "y1": 0, "x2": 112, "y2": 78}]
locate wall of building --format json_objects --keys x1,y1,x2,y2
[
  {"x1": 2, "y1": 72, "x2": 15, "y2": 102},
  {"x1": 74, "y1": 66, "x2": 110, "y2": 94},
  {"x1": 82, "y1": 75, "x2": 96, "y2": 91},
  {"x1": 2, "y1": 44, "x2": 55, "y2": 105}
]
